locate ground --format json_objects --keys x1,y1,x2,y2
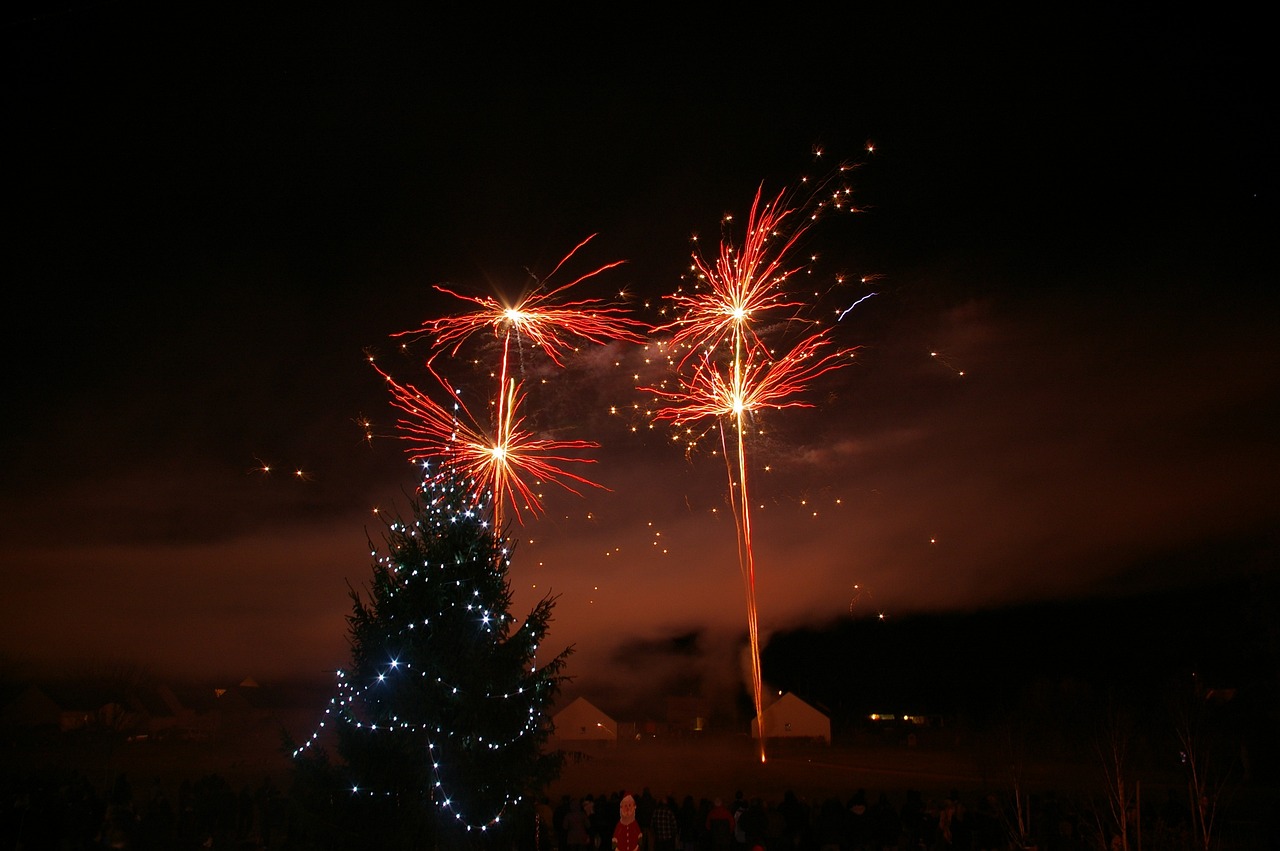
[
  {"x1": 8, "y1": 722, "x2": 1276, "y2": 843},
  {"x1": 549, "y1": 733, "x2": 1116, "y2": 805}
]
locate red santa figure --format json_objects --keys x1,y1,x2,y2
[{"x1": 612, "y1": 793, "x2": 642, "y2": 851}]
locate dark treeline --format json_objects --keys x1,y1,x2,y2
[{"x1": 763, "y1": 575, "x2": 1279, "y2": 744}]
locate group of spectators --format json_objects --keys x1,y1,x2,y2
[
  {"x1": 538, "y1": 784, "x2": 1235, "y2": 851},
  {"x1": 4, "y1": 769, "x2": 1255, "y2": 851},
  {"x1": 3, "y1": 769, "x2": 286, "y2": 850},
  {"x1": 539, "y1": 786, "x2": 1003, "y2": 851}
]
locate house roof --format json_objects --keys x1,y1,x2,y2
[
  {"x1": 552, "y1": 696, "x2": 617, "y2": 738},
  {"x1": 753, "y1": 692, "x2": 832, "y2": 741}
]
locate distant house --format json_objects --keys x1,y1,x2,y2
[
  {"x1": 550, "y1": 697, "x2": 617, "y2": 744},
  {"x1": 1, "y1": 684, "x2": 63, "y2": 729},
  {"x1": 665, "y1": 696, "x2": 712, "y2": 733},
  {"x1": 751, "y1": 692, "x2": 830, "y2": 743},
  {"x1": 1, "y1": 683, "x2": 137, "y2": 733},
  {"x1": 0, "y1": 678, "x2": 276, "y2": 741}
]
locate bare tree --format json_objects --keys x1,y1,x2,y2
[
  {"x1": 1087, "y1": 698, "x2": 1141, "y2": 851},
  {"x1": 1171, "y1": 673, "x2": 1238, "y2": 851},
  {"x1": 992, "y1": 713, "x2": 1035, "y2": 850}
]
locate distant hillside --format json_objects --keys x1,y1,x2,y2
[{"x1": 763, "y1": 574, "x2": 1279, "y2": 721}]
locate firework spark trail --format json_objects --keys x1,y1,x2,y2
[
  {"x1": 659, "y1": 188, "x2": 809, "y2": 366},
  {"x1": 642, "y1": 334, "x2": 852, "y2": 425},
  {"x1": 381, "y1": 235, "x2": 644, "y2": 530},
  {"x1": 643, "y1": 173, "x2": 862, "y2": 762},
  {"x1": 393, "y1": 234, "x2": 647, "y2": 367},
  {"x1": 374, "y1": 359, "x2": 606, "y2": 528},
  {"x1": 657, "y1": 178, "x2": 857, "y2": 370},
  {"x1": 838, "y1": 292, "x2": 878, "y2": 321},
  {"x1": 643, "y1": 340, "x2": 853, "y2": 763}
]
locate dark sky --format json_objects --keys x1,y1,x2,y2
[{"x1": 3, "y1": 8, "x2": 1275, "y2": 716}]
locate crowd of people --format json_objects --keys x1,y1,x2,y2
[
  {"x1": 539, "y1": 787, "x2": 1024, "y2": 851},
  {"x1": 2, "y1": 769, "x2": 1255, "y2": 850},
  {"x1": 537, "y1": 785, "x2": 1235, "y2": 851},
  {"x1": 2, "y1": 770, "x2": 287, "y2": 850}
]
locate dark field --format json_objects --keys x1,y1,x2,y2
[
  {"x1": 7, "y1": 722, "x2": 1277, "y2": 850},
  {"x1": 2, "y1": 723, "x2": 1238, "y2": 813},
  {"x1": 548, "y1": 732, "x2": 1148, "y2": 805},
  {"x1": 5, "y1": 725, "x2": 1117, "y2": 802}
]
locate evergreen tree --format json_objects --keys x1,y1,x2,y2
[{"x1": 297, "y1": 463, "x2": 572, "y2": 849}]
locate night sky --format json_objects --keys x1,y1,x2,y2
[{"x1": 3, "y1": 9, "x2": 1275, "y2": 718}]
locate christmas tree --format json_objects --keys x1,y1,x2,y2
[{"x1": 293, "y1": 462, "x2": 572, "y2": 849}]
